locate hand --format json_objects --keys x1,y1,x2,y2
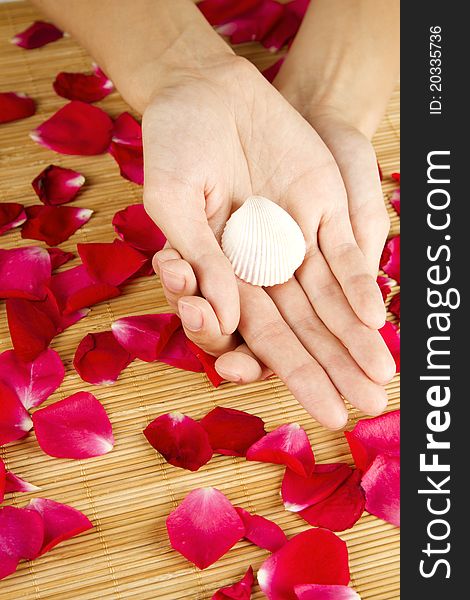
[{"x1": 143, "y1": 56, "x2": 395, "y2": 429}]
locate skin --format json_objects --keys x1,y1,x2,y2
[{"x1": 32, "y1": 0, "x2": 399, "y2": 429}]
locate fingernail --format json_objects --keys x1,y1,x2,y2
[
  {"x1": 215, "y1": 367, "x2": 241, "y2": 384},
  {"x1": 179, "y1": 302, "x2": 203, "y2": 332},
  {"x1": 161, "y1": 269, "x2": 185, "y2": 293}
]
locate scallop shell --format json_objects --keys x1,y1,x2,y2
[{"x1": 221, "y1": 195, "x2": 306, "y2": 287}]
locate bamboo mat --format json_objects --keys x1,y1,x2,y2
[{"x1": 0, "y1": 2, "x2": 400, "y2": 599}]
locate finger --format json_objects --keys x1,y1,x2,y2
[
  {"x1": 177, "y1": 296, "x2": 238, "y2": 357},
  {"x1": 215, "y1": 343, "x2": 269, "y2": 384},
  {"x1": 237, "y1": 281, "x2": 348, "y2": 430},
  {"x1": 267, "y1": 278, "x2": 388, "y2": 416},
  {"x1": 297, "y1": 251, "x2": 396, "y2": 385},
  {"x1": 153, "y1": 252, "x2": 199, "y2": 309}
]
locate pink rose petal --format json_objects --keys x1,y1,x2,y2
[
  {"x1": 361, "y1": 454, "x2": 400, "y2": 526},
  {"x1": 0, "y1": 382, "x2": 33, "y2": 445},
  {"x1": 32, "y1": 391, "x2": 114, "y2": 459},
  {"x1": 166, "y1": 487, "x2": 245, "y2": 569},
  {"x1": 246, "y1": 423, "x2": 315, "y2": 477},
  {"x1": 11, "y1": 21, "x2": 63, "y2": 49},
  {"x1": 74, "y1": 331, "x2": 133, "y2": 385},
  {"x1": 0, "y1": 92, "x2": 35, "y2": 124},
  {"x1": 143, "y1": 412, "x2": 213, "y2": 471},
  {"x1": 389, "y1": 292, "x2": 400, "y2": 320},
  {"x1": 186, "y1": 339, "x2": 224, "y2": 387},
  {"x1": 0, "y1": 505, "x2": 44, "y2": 564},
  {"x1": 0, "y1": 202, "x2": 27, "y2": 235},
  {"x1": 22, "y1": 205, "x2": 93, "y2": 246},
  {"x1": 109, "y1": 142, "x2": 144, "y2": 185},
  {"x1": 77, "y1": 240, "x2": 147, "y2": 286},
  {"x1": 5, "y1": 471, "x2": 41, "y2": 494},
  {"x1": 380, "y1": 235, "x2": 400, "y2": 283},
  {"x1": 212, "y1": 566, "x2": 255, "y2": 600},
  {"x1": 299, "y1": 471, "x2": 365, "y2": 532},
  {"x1": 0, "y1": 458, "x2": 5, "y2": 503},
  {"x1": 281, "y1": 463, "x2": 353, "y2": 512},
  {"x1": 0, "y1": 246, "x2": 51, "y2": 300},
  {"x1": 257, "y1": 528, "x2": 350, "y2": 600},
  {"x1": 112, "y1": 204, "x2": 166, "y2": 255},
  {"x1": 111, "y1": 313, "x2": 181, "y2": 362},
  {"x1": 0, "y1": 348, "x2": 64, "y2": 410},
  {"x1": 47, "y1": 247, "x2": 75, "y2": 270},
  {"x1": 390, "y1": 188, "x2": 400, "y2": 215},
  {"x1": 262, "y1": 57, "x2": 284, "y2": 82},
  {"x1": 295, "y1": 584, "x2": 361, "y2": 600},
  {"x1": 379, "y1": 322, "x2": 400, "y2": 373},
  {"x1": 112, "y1": 112, "x2": 142, "y2": 146},
  {"x1": 235, "y1": 507, "x2": 287, "y2": 552},
  {"x1": 157, "y1": 327, "x2": 205, "y2": 372},
  {"x1": 53, "y1": 69, "x2": 114, "y2": 103},
  {"x1": 377, "y1": 275, "x2": 395, "y2": 302},
  {"x1": 32, "y1": 164, "x2": 85, "y2": 205},
  {"x1": 27, "y1": 497, "x2": 93, "y2": 556},
  {"x1": 200, "y1": 406, "x2": 266, "y2": 456},
  {"x1": 31, "y1": 101, "x2": 113, "y2": 155}
]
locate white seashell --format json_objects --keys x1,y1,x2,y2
[{"x1": 221, "y1": 195, "x2": 306, "y2": 287}]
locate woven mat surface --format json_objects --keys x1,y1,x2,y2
[{"x1": 0, "y1": 2, "x2": 400, "y2": 599}]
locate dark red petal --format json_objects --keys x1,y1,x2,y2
[
  {"x1": 295, "y1": 584, "x2": 360, "y2": 600},
  {"x1": 111, "y1": 313, "x2": 181, "y2": 362},
  {"x1": 262, "y1": 57, "x2": 284, "y2": 82},
  {"x1": 157, "y1": 327, "x2": 205, "y2": 372},
  {"x1": 0, "y1": 202, "x2": 26, "y2": 234},
  {"x1": 11, "y1": 21, "x2": 63, "y2": 49},
  {"x1": 235, "y1": 507, "x2": 287, "y2": 552},
  {"x1": 22, "y1": 205, "x2": 92, "y2": 246},
  {"x1": 0, "y1": 459, "x2": 4, "y2": 503},
  {"x1": 4, "y1": 471, "x2": 40, "y2": 494},
  {"x1": 53, "y1": 70, "x2": 114, "y2": 103},
  {"x1": 212, "y1": 566, "x2": 255, "y2": 600},
  {"x1": 261, "y1": 0, "x2": 308, "y2": 51},
  {"x1": 27, "y1": 497, "x2": 93, "y2": 556},
  {"x1": 377, "y1": 161, "x2": 383, "y2": 181},
  {"x1": 198, "y1": 0, "x2": 261, "y2": 24},
  {"x1": 389, "y1": 292, "x2": 400, "y2": 320},
  {"x1": 361, "y1": 454, "x2": 400, "y2": 526},
  {"x1": 380, "y1": 235, "x2": 400, "y2": 283},
  {"x1": 299, "y1": 471, "x2": 365, "y2": 532},
  {"x1": 0, "y1": 246, "x2": 51, "y2": 300},
  {"x1": 112, "y1": 204, "x2": 166, "y2": 255},
  {"x1": 73, "y1": 331, "x2": 133, "y2": 385},
  {"x1": 391, "y1": 172, "x2": 400, "y2": 183},
  {"x1": 143, "y1": 412, "x2": 213, "y2": 471},
  {"x1": 390, "y1": 188, "x2": 400, "y2": 215},
  {"x1": 0, "y1": 505, "x2": 44, "y2": 561},
  {"x1": 33, "y1": 391, "x2": 114, "y2": 459},
  {"x1": 0, "y1": 348, "x2": 64, "y2": 410},
  {"x1": 32, "y1": 164, "x2": 85, "y2": 205},
  {"x1": 78, "y1": 240, "x2": 147, "y2": 286},
  {"x1": 0, "y1": 382, "x2": 33, "y2": 445},
  {"x1": 166, "y1": 487, "x2": 245, "y2": 569},
  {"x1": 377, "y1": 275, "x2": 395, "y2": 302},
  {"x1": 109, "y1": 142, "x2": 144, "y2": 185},
  {"x1": 344, "y1": 410, "x2": 400, "y2": 472},
  {"x1": 257, "y1": 528, "x2": 350, "y2": 600},
  {"x1": 221, "y1": 1, "x2": 285, "y2": 46},
  {"x1": 281, "y1": 463, "x2": 353, "y2": 512},
  {"x1": 47, "y1": 247, "x2": 75, "y2": 270},
  {"x1": 200, "y1": 406, "x2": 266, "y2": 456},
  {"x1": 0, "y1": 92, "x2": 35, "y2": 124},
  {"x1": 246, "y1": 423, "x2": 315, "y2": 477},
  {"x1": 186, "y1": 340, "x2": 224, "y2": 387},
  {"x1": 50, "y1": 265, "x2": 121, "y2": 314},
  {"x1": 379, "y1": 322, "x2": 400, "y2": 373},
  {"x1": 112, "y1": 112, "x2": 142, "y2": 146},
  {"x1": 31, "y1": 101, "x2": 113, "y2": 155}
]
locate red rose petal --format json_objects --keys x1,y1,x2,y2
[
  {"x1": 32, "y1": 164, "x2": 85, "y2": 205},
  {"x1": 77, "y1": 240, "x2": 147, "y2": 286},
  {"x1": 166, "y1": 487, "x2": 245, "y2": 569},
  {"x1": 379, "y1": 322, "x2": 400, "y2": 373},
  {"x1": 262, "y1": 0, "x2": 309, "y2": 51},
  {"x1": 112, "y1": 112, "x2": 142, "y2": 146},
  {"x1": 299, "y1": 471, "x2": 365, "y2": 532},
  {"x1": 0, "y1": 92, "x2": 35, "y2": 124},
  {"x1": 219, "y1": 1, "x2": 284, "y2": 46},
  {"x1": 0, "y1": 202, "x2": 27, "y2": 235},
  {"x1": 186, "y1": 340, "x2": 224, "y2": 387},
  {"x1": 235, "y1": 507, "x2": 287, "y2": 552},
  {"x1": 390, "y1": 188, "x2": 400, "y2": 215},
  {"x1": 5, "y1": 471, "x2": 40, "y2": 494},
  {"x1": 53, "y1": 69, "x2": 114, "y2": 103},
  {"x1": 262, "y1": 57, "x2": 284, "y2": 82},
  {"x1": 377, "y1": 275, "x2": 395, "y2": 302},
  {"x1": 0, "y1": 553, "x2": 19, "y2": 581},
  {"x1": 32, "y1": 391, "x2": 114, "y2": 459},
  {"x1": 112, "y1": 204, "x2": 166, "y2": 255},
  {"x1": 0, "y1": 246, "x2": 51, "y2": 300},
  {"x1": 344, "y1": 410, "x2": 400, "y2": 472},
  {"x1": 0, "y1": 381, "x2": 33, "y2": 445},
  {"x1": 200, "y1": 406, "x2": 266, "y2": 456},
  {"x1": 361, "y1": 454, "x2": 400, "y2": 526},
  {"x1": 47, "y1": 247, "x2": 75, "y2": 270},
  {"x1": 212, "y1": 566, "x2": 255, "y2": 600},
  {"x1": 198, "y1": 0, "x2": 261, "y2": 24},
  {"x1": 246, "y1": 423, "x2": 315, "y2": 477},
  {"x1": 380, "y1": 235, "x2": 400, "y2": 283},
  {"x1": 144, "y1": 412, "x2": 213, "y2": 471},
  {"x1": 281, "y1": 463, "x2": 353, "y2": 512},
  {"x1": 389, "y1": 292, "x2": 400, "y2": 320},
  {"x1": 22, "y1": 205, "x2": 92, "y2": 246},
  {"x1": 295, "y1": 584, "x2": 360, "y2": 600},
  {"x1": 0, "y1": 348, "x2": 64, "y2": 410},
  {"x1": 109, "y1": 142, "x2": 144, "y2": 185},
  {"x1": 31, "y1": 101, "x2": 113, "y2": 155},
  {"x1": 111, "y1": 313, "x2": 181, "y2": 362},
  {"x1": 377, "y1": 161, "x2": 383, "y2": 181},
  {"x1": 27, "y1": 497, "x2": 93, "y2": 556},
  {"x1": 73, "y1": 331, "x2": 133, "y2": 385},
  {"x1": 0, "y1": 505, "x2": 44, "y2": 561},
  {"x1": 257, "y1": 528, "x2": 350, "y2": 600},
  {"x1": 391, "y1": 172, "x2": 400, "y2": 183},
  {"x1": 0, "y1": 459, "x2": 5, "y2": 503},
  {"x1": 157, "y1": 327, "x2": 205, "y2": 372},
  {"x1": 11, "y1": 21, "x2": 63, "y2": 49},
  {"x1": 50, "y1": 264, "x2": 121, "y2": 314}
]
